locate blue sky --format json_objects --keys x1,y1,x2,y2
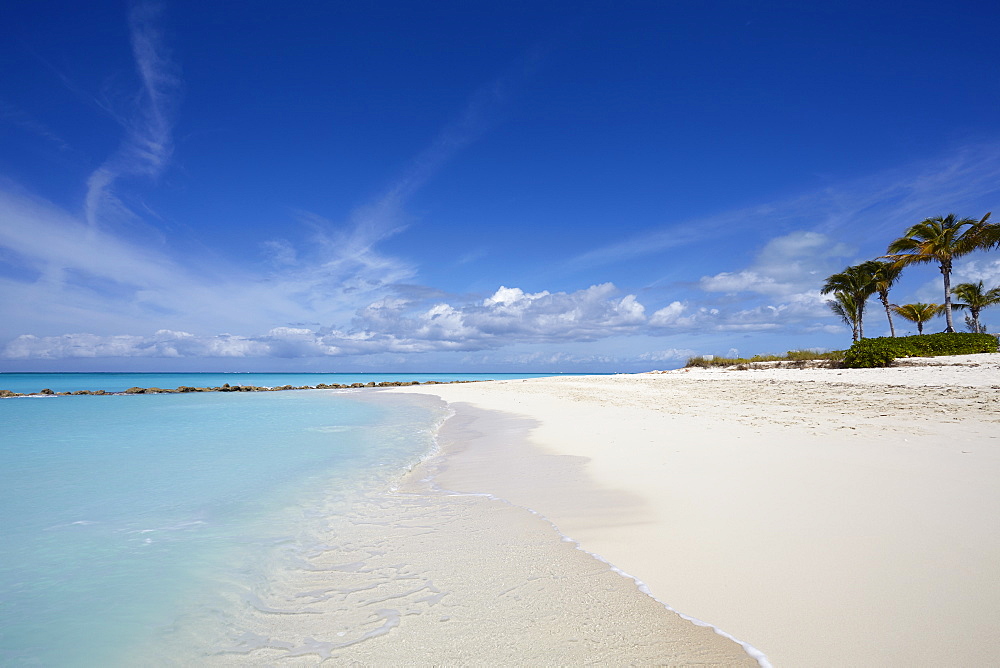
[{"x1": 2, "y1": 1, "x2": 999, "y2": 372}]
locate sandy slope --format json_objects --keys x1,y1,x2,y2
[{"x1": 396, "y1": 355, "x2": 1000, "y2": 666}]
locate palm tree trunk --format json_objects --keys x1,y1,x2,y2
[
  {"x1": 941, "y1": 262, "x2": 955, "y2": 333},
  {"x1": 880, "y1": 295, "x2": 896, "y2": 337}
]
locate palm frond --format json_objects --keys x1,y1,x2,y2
[
  {"x1": 892, "y1": 302, "x2": 944, "y2": 319},
  {"x1": 951, "y1": 281, "x2": 1000, "y2": 309}
]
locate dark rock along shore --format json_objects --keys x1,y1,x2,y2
[{"x1": 0, "y1": 379, "x2": 480, "y2": 398}]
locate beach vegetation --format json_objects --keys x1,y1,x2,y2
[
  {"x1": 963, "y1": 314, "x2": 983, "y2": 333},
  {"x1": 821, "y1": 262, "x2": 879, "y2": 341},
  {"x1": 969, "y1": 211, "x2": 1000, "y2": 249},
  {"x1": 685, "y1": 349, "x2": 845, "y2": 368},
  {"x1": 950, "y1": 280, "x2": 1000, "y2": 333},
  {"x1": 826, "y1": 291, "x2": 865, "y2": 342},
  {"x1": 870, "y1": 260, "x2": 904, "y2": 336},
  {"x1": 883, "y1": 213, "x2": 992, "y2": 333},
  {"x1": 842, "y1": 332, "x2": 998, "y2": 368},
  {"x1": 890, "y1": 303, "x2": 945, "y2": 335}
]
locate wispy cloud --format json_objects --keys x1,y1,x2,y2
[
  {"x1": 85, "y1": 1, "x2": 181, "y2": 228},
  {"x1": 334, "y1": 57, "x2": 527, "y2": 244},
  {"x1": 0, "y1": 99, "x2": 71, "y2": 151},
  {"x1": 564, "y1": 206, "x2": 766, "y2": 272},
  {"x1": 1, "y1": 16, "x2": 543, "y2": 363},
  {"x1": 5, "y1": 8, "x2": 999, "y2": 366},
  {"x1": 0, "y1": 185, "x2": 415, "y2": 345},
  {"x1": 568, "y1": 142, "x2": 1000, "y2": 272}
]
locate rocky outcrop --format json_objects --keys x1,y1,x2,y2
[{"x1": 2, "y1": 377, "x2": 487, "y2": 398}]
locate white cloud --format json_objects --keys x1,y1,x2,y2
[
  {"x1": 3, "y1": 330, "x2": 269, "y2": 360},
  {"x1": 0, "y1": 99, "x2": 71, "y2": 151},
  {"x1": 0, "y1": 185, "x2": 418, "y2": 347},
  {"x1": 6, "y1": 21, "x2": 1000, "y2": 376},
  {"x1": 637, "y1": 348, "x2": 696, "y2": 362},
  {"x1": 700, "y1": 231, "x2": 853, "y2": 297},
  {"x1": 645, "y1": 287, "x2": 832, "y2": 334},
  {"x1": 85, "y1": 1, "x2": 181, "y2": 228},
  {"x1": 648, "y1": 301, "x2": 688, "y2": 326},
  {"x1": 358, "y1": 283, "x2": 647, "y2": 348},
  {"x1": 714, "y1": 291, "x2": 830, "y2": 330},
  {"x1": 1, "y1": 282, "x2": 653, "y2": 359},
  {"x1": 953, "y1": 256, "x2": 1000, "y2": 287},
  {"x1": 700, "y1": 270, "x2": 785, "y2": 295},
  {"x1": 572, "y1": 142, "x2": 1000, "y2": 273}
]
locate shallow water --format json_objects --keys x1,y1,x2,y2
[
  {"x1": 168, "y1": 396, "x2": 758, "y2": 667},
  {"x1": 1, "y1": 375, "x2": 756, "y2": 666},
  {"x1": 0, "y1": 388, "x2": 447, "y2": 666}
]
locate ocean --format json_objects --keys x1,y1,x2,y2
[
  {"x1": 0, "y1": 372, "x2": 559, "y2": 395},
  {"x1": 0, "y1": 373, "x2": 551, "y2": 666}
]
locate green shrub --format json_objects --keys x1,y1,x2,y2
[
  {"x1": 840, "y1": 341, "x2": 898, "y2": 368},
  {"x1": 842, "y1": 333, "x2": 998, "y2": 368}
]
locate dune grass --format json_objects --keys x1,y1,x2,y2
[{"x1": 685, "y1": 350, "x2": 845, "y2": 368}]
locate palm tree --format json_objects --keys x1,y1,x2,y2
[
  {"x1": 868, "y1": 260, "x2": 903, "y2": 337},
  {"x1": 827, "y1": 292, "x2": 863, "y2": 342},
  {"x1": 890, "y1": 303, "x2": 944, "y2": 335},
  {"x1": 821, "y1": 263, "x2": 877, "y2": 339},
  {"x1": 884, "y1": 214, "x2": 985, "y2": 333},
  {"x1": 951, "y1": 280, "x2": 1000, "y2": 333},
  {"x1": 969, "y1": 211, "x2": 996, "y2": 248}
]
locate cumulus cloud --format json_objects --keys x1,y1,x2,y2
[
  {"x1": 705, "y1": 290, "x2": 831, "y2": 332},
  {"x1": 352, "y1": 283, "x2": 648, "y2": 350},
  {"x1": 637, "y1": 348, "x2": 696, "y2": 362},
  {"x1": 1, "y1": 283, "x2": 654, "y2": 359},
  {"x1": 678, "y1": 231, "x2": 861, "y2": 334},
  {"x1": 4, "y1": 330, "x2": 268, "y2": 360},
  {"x1": 952, "y1": 256, "x2": 1000, "y2": 287},
  {"x1": 700, "y1": 231, "x2": 853, "y2": 297},
  {"x1": 643, "y1": 287, "x2": 833, "y2": 334},
  {"x1": 700, "y1": 271, "x2": 784, "y2": 295},
  {"x1": 648, "y1": 301, "x2": 692, "y2": 326}
]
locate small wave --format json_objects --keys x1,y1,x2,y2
[
  {"x1": 125, "y1": 520, "x2": 207, "y2": 535},
  {"x1": 307, "y1": 425, "x2": 356, "y2": 433},
  {"x1": 44, "y1": 520, "x2": 99, "y2": 530}
]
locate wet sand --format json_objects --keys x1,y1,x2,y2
[
  {"x1": 395, "y1": 355, "x2": 1000, "y2": 666},
  {"x1": 178, "y1": 392, "x2": 755, "y2": 666}
]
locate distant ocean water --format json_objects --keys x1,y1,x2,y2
[
  {"x1": 0, "y1": 372, "x2": 560, "y2": 395},
  {"x1": 0, "y1": 373, "x2": 557, "y2": 666}
]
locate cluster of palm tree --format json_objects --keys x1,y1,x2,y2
[{"x1": 822, "y1": 213, "x2": 1000, "y2": 342}]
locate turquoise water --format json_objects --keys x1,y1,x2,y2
[
  {"x1": 0, "y1": 385, "x2": 456, "y2": 666},
  {"x1": 0, "y1": 372, "x2": 560, "y2": 395}
]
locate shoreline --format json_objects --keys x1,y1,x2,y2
[
  {"x1": 410, "y1": 400, "x2": 769, "y2": 665},
  {"x1": 179, "y1": 390, "x2": 755, "y2": 666},
  {"x1": 393, "y1": 355, "x2": 1000, "y2": 666}
]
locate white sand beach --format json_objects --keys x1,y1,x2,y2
[{"x1": 396, "y1": 354, "x2": 1000, "y2": 666}]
